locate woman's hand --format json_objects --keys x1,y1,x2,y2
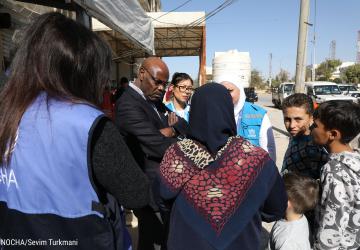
[{"x1": 167, "y1": 112, "x2": 178, "y2": 127}]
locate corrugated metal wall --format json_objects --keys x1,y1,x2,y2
[{"x1": 0, "y1": 0, "x2": 39, "y2": 71}]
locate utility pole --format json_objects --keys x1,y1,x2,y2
[
  {"x1": 295, "y1": 0, "x2": 310, "y2": 93},
  {"x1": 311, "y1": 0, "x2": 317, "y2": 81},
  {"x1": 269, "y1": 53, "x2": 272, "y2": 87},
  {"x1": 330, "y1": 40, "x2": 336, "y2": 60},
  {"x1": 312, "y1": 40, "x2": 316, "y2": 81},
  {"x1": 357, "y1": 31, "x2": 360, "y2": 64}
]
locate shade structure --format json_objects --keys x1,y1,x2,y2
[{"x1": 75, "y1": 0, "x2": 154, "y2": 55}]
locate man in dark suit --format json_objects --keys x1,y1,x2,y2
[{"x1": 115, "y1": 57, "x2": 187, "y2": 250}]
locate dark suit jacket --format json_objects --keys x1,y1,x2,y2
[{"x1": 115, "y1": 87, "x2": 188, "y2": 209}]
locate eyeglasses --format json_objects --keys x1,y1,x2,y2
[
  {"x1": 175, "y1": 85, "x2": 194, "y2": 93},
  {"x1": 142, "y1": 67, "x2": 169, "y2": 87}
]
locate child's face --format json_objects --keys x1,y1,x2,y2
[
  {"x1": 311, "y1": 119, "x2": 330, "y2": 145},
  {"x1": 283, "y1": 106, "x2": 313, "y2": 137}
]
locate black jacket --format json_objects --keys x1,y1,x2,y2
[{"x1": 115, "y1": 87, "x2": 188, "y2": 208}]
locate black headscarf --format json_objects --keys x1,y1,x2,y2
[{"x1": 188, "y1": 83, "x2": 237, "y2": 155}]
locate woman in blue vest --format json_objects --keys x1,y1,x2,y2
[
  {"x1": 0, "y1": 13, "x2": 149, "y2": 250},
  {"x1": 220, "y1": 79, "x2": 276, "y2": 161},
  {"x1": 164, "y1": 72, "x2": 194, "y2": 122}
]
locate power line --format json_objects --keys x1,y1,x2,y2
[
  {"x1": 114, "y1": 0, "x2": 238, "y2": 59},
  {"x1": 117, "y1": 0, "x2": 238, "y2": 58},
  {"x1": 150, "y1": 0, "x2": 193, "y2": 22}
]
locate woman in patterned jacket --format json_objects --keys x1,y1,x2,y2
[{"x1": 157, "y1": 83, "x2": 287, "y2": 250}]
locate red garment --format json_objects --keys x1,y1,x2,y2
[
  {"x1": 159, "y1": 136, "x2": 287, "y2": 250},
  {"x1": 164, "y1": 88, "x2": 173, "y2": 102},
  {"x1": 101, "y1": 90, "x2": 114, "y2": 119},
  {"x1": 161, "y1": 137, "x2": 268, "y2": 233}
]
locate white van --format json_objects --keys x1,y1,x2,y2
[
  {"x1": 338, "y1": 84, "x2": 360, "y2": 98},
  {"x1": 305, "y1": 81, "x2": 357, "y2": 104},
  {"x1": 272, "y1": 82, "x2": 294, "y2": 107}
]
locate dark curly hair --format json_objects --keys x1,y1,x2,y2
[
  {"x1": 313, "y1": 100, "x2": 360, "y2": 143},
  {"x1": 282, "y1": 93, "x2": 314, "y2": 115}
]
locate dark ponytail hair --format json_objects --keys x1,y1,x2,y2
[{"x1": 171, "y1": 72, "x2": 193, "y2": 86}]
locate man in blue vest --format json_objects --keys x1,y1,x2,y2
[{"x1": 221, "y1": 80, "x2": 276, "y2": 161}]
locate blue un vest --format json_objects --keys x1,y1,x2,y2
[
  {"x1": 0, "y1": 94, "x2": 103, "y2": 218},
  {"x1": 237, "y1": 102, "x2": 266, "y2": 146},
  {"x1": 165, "y1": 101, "x2": 190, "y2": 122}
]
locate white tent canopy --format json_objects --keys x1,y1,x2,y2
[
  {"x1": 147, "y1": 12, "x2": 205, "y2": 57},
  {"x1": 7, "y1": 0, "x2": 154, "y2": 55},
  {"x1": 72, "y1": 0, "x2": 155, "y2": 55}
]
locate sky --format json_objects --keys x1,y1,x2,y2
[{"x1": 161, "y1": 0, "x2": 360, "y2": 81}]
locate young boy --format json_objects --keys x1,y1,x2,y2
[
  {"x1": 281, "y1": 93, "x2": 328, "y2": 179},
  {"x1": 268, "y1": 173, "x2": 319, "y2": 250},
  {"x1": 312, "y1": 100, "x2": 360, "y2": 250}
]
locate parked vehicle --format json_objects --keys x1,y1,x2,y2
[
  {"x1": 338, "y1": 84, "x2": 360, "y2": 98},
  {"x1": 305, "y1": 81, "x2": 357, "y2": 105},
  {"x1": 271, "y1": 82, "x2": 294, "y2": 108},
  {"x1": 244, "y1": 87, "x2": 258, "y2": 103}
]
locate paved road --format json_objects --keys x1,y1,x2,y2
[
  {"x1": 257, "y1": 92, "x2": 273, "y2": 108},
  {"x1": 256, "y1": 93, "x2": 290, "y2": 248},
  {"x1": 256, "y1": 92, "x2": 289, "y2": 168}
]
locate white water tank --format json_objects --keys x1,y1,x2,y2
[{"x1": 212, "y1": 50, "x2": 251, "y2": 88}]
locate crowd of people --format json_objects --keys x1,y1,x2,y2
[{"x1": 1, "y1": 12, "x2": 360, "y2": 250}]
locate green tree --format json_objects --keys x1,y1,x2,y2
[
  {"x1": 341, "y1": 64, "x2": 360, "y2": 84},
  {"x1": 277, "y1": 69, "x2": 290, "y2": 83},
  {"x1": 270, "y1": 78, "x2": 280, "y2": 87},
  {"x1": 333, "y1": 78, "x2": 342, "y2": 84},
  {"x1": 269, "y1": 69, "x2": 290, "y2": 87},
  {"x1": 250, "y1": 69, "x2": 264, "y2": 88},
  {"x1": 305, "y1": 66, "x2": 312, "y2": 81},
  {"x1": 315, "y1": 59, "x2": 342, "y2": 81}
]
